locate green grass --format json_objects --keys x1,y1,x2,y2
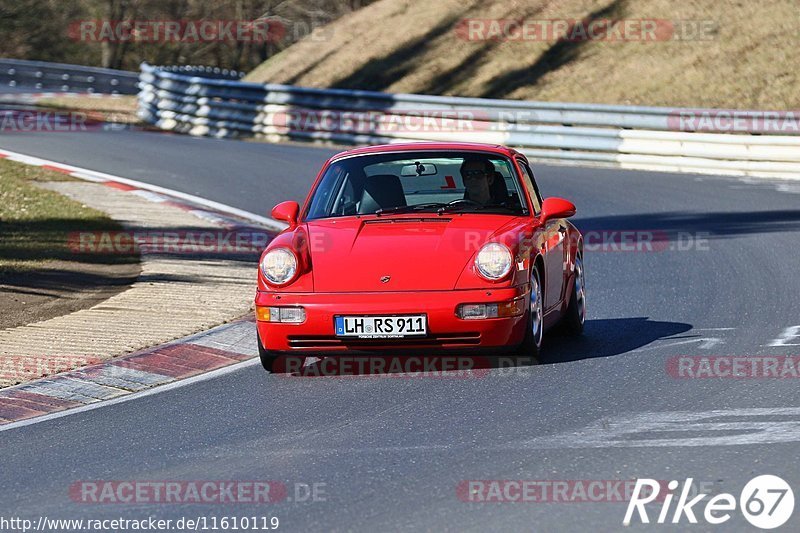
[{"x1": 0, "y1": 159, "x2": 137, "y2": 274}]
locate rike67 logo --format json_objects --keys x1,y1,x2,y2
[{"x1": 624, "y1": 476, "x2": 794, "y2": 529}]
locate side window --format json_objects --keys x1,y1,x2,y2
[
  {"x1": 307, "y1": 164, "x2": 347, "y2": 219},
  {"x1": 517, "y1": 159, "x2": 543, "y2": 214},
  {"x1": 333, "y1": 177, "x2": 357, "y2": 215}
]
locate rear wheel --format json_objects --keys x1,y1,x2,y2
[
  {"x1": 519, "y1": 268, "x2": 544, "y2": 358},
  {"x1": 562, "y1": 254, "x2": 586, "y2": 335}
]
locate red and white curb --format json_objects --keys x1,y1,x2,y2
[{"x1": 0, "y1": 319, "x2": 259, "y2": 429}]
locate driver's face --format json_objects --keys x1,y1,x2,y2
[{"x1": 461, "y1": 162, "x2": 494, "y2": 204}]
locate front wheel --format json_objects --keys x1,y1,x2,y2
[
  {"x1": 519, "y1": 268, "x2": 544, "y2": 358},
  {"x1": 562, "y1": 254, "x2": 586, "y2": 335}
]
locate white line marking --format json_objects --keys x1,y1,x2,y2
[
  {"x1": 5, "y1": 154, "x2": 41, "y2": 165},
  {"x1": 776, "y1": 184, "x2": 800, "y2": 194},
  {"x1": 696, "y1": 337, "x2": 722, "y2": 349},
  {"x1": 0, "y1": 358, "x2": 260, "y2": 433},
  {"x1": 188, "y1": 209, "x2": 231, "y2": 226},
  {"x1": 769, "y1": 326, "x2": 800, "y2": 347},
  {"x1": 131, "y1": 190, "x2": 168, "y2": 203},
  {"x1": 516, "y1": 407, "x2": 800, "y2": 449},
  {"x1": 68, "y1": 171, "x2": 108, "y2": 183},
  {"x1": 0, "y1": 147, "x2": 287, "y2": 232},
  {"x1": 633, "y1": 337, "x2": 724, "y2": 352}
]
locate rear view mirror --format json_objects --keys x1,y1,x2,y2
[
  {"x1": 400, "y1": 162, "x2": 438, "y2": 176},
  {"x1": 540, "y1": 197, "x2": 576, "y2": 222},
  {"x1": 271, "y1": 201, "x2": 300, "y2": 227}
]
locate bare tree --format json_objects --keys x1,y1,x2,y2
[{"x1": 0, "y1": 0, "x2": 378, "y2": 71}]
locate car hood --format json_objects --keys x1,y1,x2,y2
[{"x1": 307, "y1": 215, "x2": 517, "y2": 292}]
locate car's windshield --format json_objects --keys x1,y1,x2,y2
[{"x1": 305, "y1": 151, "x2": 528, "y2": 220}]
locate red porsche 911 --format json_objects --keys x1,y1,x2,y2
[{"x1": 255, "y1": 142, "x2": 585, "y2": 371}]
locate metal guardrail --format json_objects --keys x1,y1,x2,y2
[
  {"x1": 0, "y1": 59, "x2": 139, "y2": 94},
  {"x1": 138, "y1": 63, "x2": 800, "y2": 179}
]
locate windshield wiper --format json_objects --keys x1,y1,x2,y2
[
  {"x1": 437, "y1": 202, "x2": 520, "y2": 215},
  {"x1": 436, "y1": 199, "x2": 486, "y2": 214},
  {"x1": 374, "y1": 203, "x2": 447, "y2": 216}
]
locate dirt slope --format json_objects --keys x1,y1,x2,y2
[{"x1": 245, "y1": 0, "x2": 799, "y2": 109}]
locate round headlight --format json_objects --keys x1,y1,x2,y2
[
  {"x1": 260, "y1": 248, "x2": 297, "y2": 285},
  {"x1": 475, "y1": 242, "x2": 513, "y2": 280}
]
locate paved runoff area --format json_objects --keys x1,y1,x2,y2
[{"x1": 0, "y1": 319, "x2": 257, "y2": 425}]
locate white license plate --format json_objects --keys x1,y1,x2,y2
[{"x1": 334, "y1": 315, "x2": 427, "y2": 338}]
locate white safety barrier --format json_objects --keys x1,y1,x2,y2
[
  {"x1": 138, "y1": 63, "x2": 800, "y2": 179},
  {"x1": 0, "y1": 58, "x2": 140, "y2": 94}
]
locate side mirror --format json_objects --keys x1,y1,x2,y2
[
  {"x1": 540, "y1": 197, "x2": 576, "y2": 222},
  {"x1": 271, "y1": 201, "x2": 300, "y2": 227}
]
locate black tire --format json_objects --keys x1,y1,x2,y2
[
  {"x1": 562, "y1": 253, "x2": 586, "y2": 336},
  {"x1": 257, "y1": 332, "x2": 280, "y2": 372},
  {"x1": 519, "y1": 267, "x2": 544, "y2": 359}
]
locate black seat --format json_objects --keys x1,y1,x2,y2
[
  {"x1": 490, "y1": 171, "x2": 509, "y2": 202},
  {"x1": 358, "y1": 174, "x2": 407, "y2": 214},
  {"x1": 464, "y1": 171, "x2": 510, "y2": 204}
]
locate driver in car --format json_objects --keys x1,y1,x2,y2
[{"x1": 460, "y1": 158, "x2": 499, "y2": 206}]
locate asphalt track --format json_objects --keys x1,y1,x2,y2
[{"x1": 1, "y1": 128, "x2": 800, "y2": 531}]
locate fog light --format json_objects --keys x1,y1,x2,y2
[
  {"x1": 279, "y1": 307, "x2": 306, "y2": 323},
  {"x1": 256, "y1": 306, "x2": 305, "y2": 323},
  {"x1": 457, "y1": 298, "x2": 524, "y2": 319},
  {"x1": 457, "y1": 303, "x2": 497, "y2": 319}
]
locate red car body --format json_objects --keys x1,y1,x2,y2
[{"x1": 255, "y1": 142, "x2": 584, "y2": 369}]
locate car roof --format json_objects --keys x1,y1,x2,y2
[{"x1": 329, "y1": 142, "x2": 523, "y2": 161}]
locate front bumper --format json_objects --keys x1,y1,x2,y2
[{"x1": 255, "y1": 286, "x2": 529, "y2": 354}]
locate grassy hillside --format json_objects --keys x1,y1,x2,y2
[{"x1": 245, "y1": 0, "x2": 799, "y2": 109}]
